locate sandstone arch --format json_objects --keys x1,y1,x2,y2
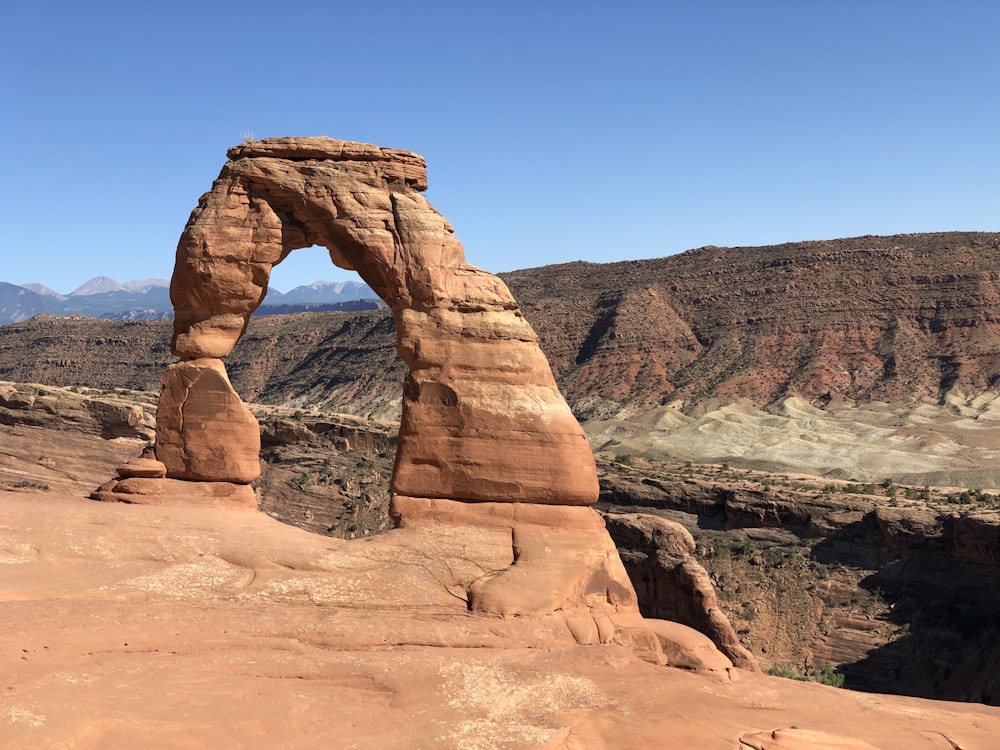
[
  {"x1": 157, "y1": 137, "x2": 598, "y2": 506},
  {"x1": 94, "y1": 138, "x2": 759, "y2": 658}
]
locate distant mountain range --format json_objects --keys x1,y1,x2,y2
[{"x1": 0, "y1": 277, "x2": 384, "y2": 326}]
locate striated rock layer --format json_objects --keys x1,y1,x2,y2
[
  {"x1": 604, "y1": 512, "x2": 759, "y2": 671},
  {"x1": 502, "y1": 232, "x2": 1000, "y2": 417},
  {"x1": 161, "y1": 136, "x2": 595, "y2": 505}
]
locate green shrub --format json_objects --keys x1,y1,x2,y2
[
  {"x1": 767, "y1": 664, "x2": 807, "y2": 681},
  {"x1": 811, "y1": 665, "x2": 846, "y2": 687},
  {"x1": 13, "y1": 480, "x2": 49, "y2": 491},
  {"x1": 767, "y1": 663, "x2": 844, "y2": 687}
]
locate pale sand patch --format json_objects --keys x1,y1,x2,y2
[
  {"x1": 587, "y1": 391, "x2": 1000, "y2": 486},
  {"x1": 436, "y1": 659, "x2": 602, "y2": 749},
  {"x1": 0, "y1": 542, "x2": 36, "y2": 564}
]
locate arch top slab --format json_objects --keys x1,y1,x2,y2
[
  {"x1": 225, "y1": 136, "x2": 429, "y2": 190},
  {"x1": 162, "y1": 136, "x2": 598, "y2": 505}
]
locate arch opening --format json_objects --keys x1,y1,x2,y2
[
  {"x1": 260, "y1": 245, "x2": 382, "y2": 312},
  {"x1": 229, "y1": 243, "x2": 399, "y2": 419}
]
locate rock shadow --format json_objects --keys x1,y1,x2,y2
[{"x1": 810, "y1": 513, "x2": 1000, "y2": 704}]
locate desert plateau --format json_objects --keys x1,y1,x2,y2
[{"x1": 3, "y1": 137, "x2": 1000, "y2": 750}]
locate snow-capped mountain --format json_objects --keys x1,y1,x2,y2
[
  {"x1": 265, "y1": 280, "x2": 375, "y2": 305},
  {"x1": 122, "y1": 278, "x2": 171, "y2": 294},
  {"x1": 69, "y1": 276, "x2": 129, "y2": 296},
  {"x1": 0, "y1": 277, "x2": 381, "y2": 326},
  {"x1": 20, "y1": 283, "x2": 66, "y2": 299}
]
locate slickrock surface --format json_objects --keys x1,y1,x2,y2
[
  {"x1": 4, "y1": 491, "x2": 1000, "y2": 749},
  {"x1": 161, "y1": 136, "x2": 595, "y2": 505},
  {"x1": 390, "y1": 496, "x2": 638, "y2": 619},
  {"x1": 0, "y1": 423, "x2": 143, "y2": 496}
]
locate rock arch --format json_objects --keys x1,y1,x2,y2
[
  {"x1": 94, "y1": 137, "x2": 759, "y2": 657},
  {"x1": 157, "y1": 137, "x2": 598, "y2": 506}
]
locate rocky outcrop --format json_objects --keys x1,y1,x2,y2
[
  {"x1": 391, "y1": 498, "x2": 637, "y2": 619},
  {"x1": 953, "y1": 511, "x2": 1000, "y2": 565},
  {"x1": 0, "y1": 381, "x2": 154, "y2": 440},
  {"x1": 98, "y1": 137, "x2": 650, "y2": 623},
  {"x1": 92, "y1": 445, "x2": 257, "y2": 509},
  {"x1": 600, "y1": 466, "x2": 876, "y2": 537},
  {"x1": 155, "y1": 359, "x2": 260, "y2": 484},
  {"x1": 603, "y1": 512, "x2": 759, "y2": 670},
  {"x1": 599, "y1": 458, "x2": 1000, "y2": 702},
  {"x1": 874, "y1": 504, "x2": 1000, "y2": 565}
]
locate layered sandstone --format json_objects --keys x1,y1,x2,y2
[
  {"x1": 160, "y1": 136, "x2": 595, "y2": 505},
  {"x1": 0, "y1": 381, "x2": 154, "y2": 440},
  {"x1": 604, "y1": 512, "x2": 759, "y2": 670},
  {"x1": 503, "y1": 232, "x2": 1000, "y2": 417}
]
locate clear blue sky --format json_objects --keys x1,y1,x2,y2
[{"x1": 3, "y1": 1, "x2": 998, "y2": 294}]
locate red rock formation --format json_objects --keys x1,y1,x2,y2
[
  {"x1": 155, "y1": 359, "x2": 260, "y2": 484},
  {"x1": 163, "y1": 136, "x2": 596, "y2": 505},
  {"x1": 503, "y1": 232, "x2": 1000, "y2": 417},
  {"x1": 604, "y1": 512, "x2": 759, "y2": 670},
  {"x1": 93, "y1": 137, "x2": 638, "y2": 621}
]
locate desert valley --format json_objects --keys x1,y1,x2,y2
[{"x1": 3, "y1": 138, "x2": 1000, "y2": 749}]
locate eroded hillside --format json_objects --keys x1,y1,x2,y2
[
  {"x1": 8, "y1": 232, "x2": 1000, "y2": 417},
  {"x1": 504, "y1": 232, "x2": 1000, "y2": 416},
  {"x1": 0, "y1": 311, "x2": 403, "y2": 420},
  {"x1": 599, "y1": 456, "x2": 1000, "y2": 704}
]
